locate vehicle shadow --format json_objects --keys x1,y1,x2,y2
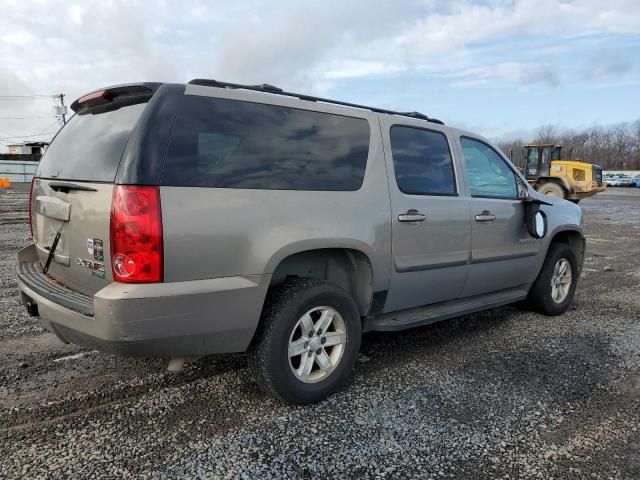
[{"x1": 359, "y1": 305, "x2": 519, "y2": 360}]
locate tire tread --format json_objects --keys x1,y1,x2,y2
[
  {"x1": 247, "y1": 278, "x2": 358, "y2": 404},
  {"x1": 527, "y1": 242, "x2": 578, "y2": 315}
]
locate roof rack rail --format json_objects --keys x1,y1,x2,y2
[{"x1": 188, "y1": 79, "x2": 444, "y2": 125}]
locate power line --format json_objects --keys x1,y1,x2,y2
[
  {"x1": 0, "y1": 95, "x2": 58, "y2": 99},
  {"x1": 0, "y1": 98, "x2": 52, "y2": 101},
  {"x1": 37, "y1": 121, "x2": 62, "y2": 135},
  {"x1": 0, "y1": 120, "x2": 59, "y2": 140},
  {"x1": 0, "y1": 92, "x2": 66, "y2": 143},
  {"x1": 0, "y1": 131, "x2": 59, "y2": 141},
  {"x1": 0, "y1": 116, "x2": 53, "y2": 119},
  {"x1": 0, "y1": 93, "x2": 65, "y2": 146}
]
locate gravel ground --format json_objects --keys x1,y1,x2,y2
[{"x1": 0, "y1": 186, "x2": 639, "y2": 479}]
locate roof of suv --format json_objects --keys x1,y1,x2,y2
[
  {"x1": 68, "y1": 80, "x2": 522, "y2": 185},
  {"x1": 187, "y1": 79, "x2": 445, "y2": 126},
  {"x1": 71, "y1": 79, "x2": 446, "y2": 126}
]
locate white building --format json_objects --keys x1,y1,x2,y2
[{"x1": 7, "y1": 141, "x2": 49, "y2": 155}]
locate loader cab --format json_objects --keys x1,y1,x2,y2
[{"x1": 523, "y1": 144, "x2": 562, "y2": 180}]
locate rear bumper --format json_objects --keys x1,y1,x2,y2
[{"x1": 16, "y1": 244, "x2": 269, "y2": 356}]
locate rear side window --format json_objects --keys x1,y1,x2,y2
[
  {"x1": 162, "y1": 95, "x2": 370, "y2": 191},
  {"x1": 390, "y1": 126, "x2": 456, "y2": 195},
  {"x1": 37, "y1": 102, "x2": 147, "y2": 182}
]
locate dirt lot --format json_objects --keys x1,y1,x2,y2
[{"x1": 1, "y1": 186, "x2": 639, "y2": 479}]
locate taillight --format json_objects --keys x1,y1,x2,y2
[
  {"x1": 110, "y1": 185, "x2": 163, "y2": 283},
  {"x1": 28, "y1": 177, "x2": 35, "y2": 238}
]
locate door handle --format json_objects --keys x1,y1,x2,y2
[
  {"x1": 475, "y1": 210, "x2": 496, "y2": 222},
  {"x1": 398, "y1": 209, "x2": 426, "y2": 222}
]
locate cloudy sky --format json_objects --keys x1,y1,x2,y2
[{"x1": 1, "y1": 0, "x2": 639, "y2": 151}]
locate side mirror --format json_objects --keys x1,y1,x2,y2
[
  {"x1": 523, "y1": 200, "x2": 548, "y2": 239},
  {"x1": 527, "y1": 208, "x2": 547, "y2": 239},
  {"x1": 518, "y1": 178, "x2": 551, "y2": 239}
]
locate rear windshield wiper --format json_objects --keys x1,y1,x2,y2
[{"x1": 49, "y1": 181, "x2": 98, "y2": 193}]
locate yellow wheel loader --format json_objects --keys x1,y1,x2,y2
[{"x1": 519, "y1": 144, "x2": 607, "y2": 203}]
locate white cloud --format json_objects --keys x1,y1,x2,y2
[
  {"x1": 441, "y1": 62, "x2": 561, "y2": 88},
  {"x1": 1, "y1": 29, "x2": 36, "y2": 46},
  {"x1": 1, "y1": 0, "x2": 638, "y2": 92},
  {"x1": 206, "y1": 0, "x2": 640, "y2": 89},
  {"x1": 67, "y1": 5, "x2": 84, "y2": 26},
  {"x1": 0, "y1": 0, "x2": 639, "y2": 150},
  {"x1": 320, "y1": 61, "x2": 405, "y2": 80}
]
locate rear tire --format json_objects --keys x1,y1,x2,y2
[
  {"x1": 248, "y1": 278, "x2": 361, "y2": 405},
  {"x1": 526, "y1": 243, "x2": 578, "y2": 315},
  {"x1": 538, "y1": 181, "x2": 566, "y2": 199}
]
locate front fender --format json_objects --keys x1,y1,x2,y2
[
  {"x1": 531, "y1": 224, "x2": 585, "y2": 282},
  {"x1": 529, "y1": 193, "x2": 584, "y2": 278}
]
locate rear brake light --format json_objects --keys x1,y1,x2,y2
[
  {"x1": 78, "y1": 90, "x2": 107, "y2": 104},
  {"x1": 110, "y1": 186, "x2": 163, "y2": 283},
  {"x1": 28, "y1": 178, "x2": 35, "y2": 238}
]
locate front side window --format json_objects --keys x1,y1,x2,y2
[
  {"x1": 390, "y1": 126, "x2": 456, "y2": 195},
  {"x1": 162, "y1": 95, "x2": 370, "y2": 191},
  {"x1": 461, "y1": 137, "x2": 517, "y2": 199}
]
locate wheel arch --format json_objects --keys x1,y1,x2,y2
[
  {"x1": 545, "y1": 226, "x2": 585, "y2": 275},
  {"x1": 267, "y1": 246, "x2": 374, "y2": 317}
]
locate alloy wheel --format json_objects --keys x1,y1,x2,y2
[
  {"x1": 550, "y1": 258, "x2": 572, "y2": 303},
  {"x1": 288, "y1": 306, "x2": 347, "y2": 383}
]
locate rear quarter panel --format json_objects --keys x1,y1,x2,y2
[{"x1": 160, "y1": 111, "x2": 392, "y2": 294}]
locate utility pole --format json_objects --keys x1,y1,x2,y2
[{"x1": 58, "y1": 94, "x2": 67, "y2": 124}]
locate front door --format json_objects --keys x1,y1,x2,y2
[
  {"x1": 458, "y1": 137, "x2": 541, "y2": 297},
  {"x1": 381, "y1": 120, "x2": 471, "y2": 313}
]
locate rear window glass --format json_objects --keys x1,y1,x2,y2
[
  {"x1": 162, "y1": 95, "x2": 370, "y2": 190},
  {"x1": 37, "y1": 102, "x2": 146, "y2": 182}
]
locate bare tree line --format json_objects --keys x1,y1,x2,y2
[{"x1": 498, "y1": 119, "x2": 640, "y2": 170}]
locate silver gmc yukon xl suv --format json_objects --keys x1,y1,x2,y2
[{"x1": 17, "y1": 80, "x2": 584, "y2": 404}]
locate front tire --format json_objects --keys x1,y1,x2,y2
[
  {"x1": 248, "y1": 278, "x2": 361, "y2": 405},
  {"x1": 526, "y1": 243, "x2": 578, "y2": 315}
]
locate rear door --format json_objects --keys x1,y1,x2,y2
[
  {"x1": 457, "y1": 136, "x2": 540, "y2": 296},
  {"x1": 381, "y1": 118, "x2": 471, "y2": 313},
  {"x1": 32, "y1": 90, "x2": 152, "y2": 296}
]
